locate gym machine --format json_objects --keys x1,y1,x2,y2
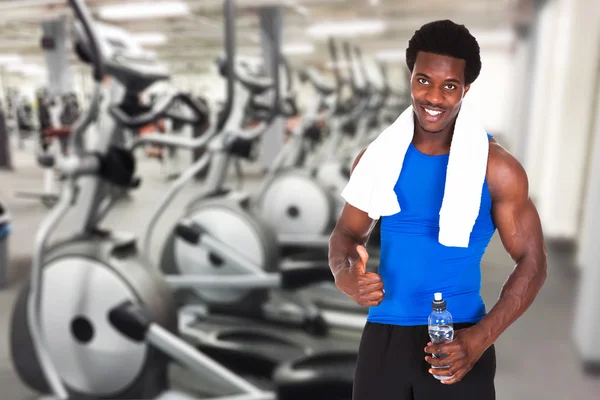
[
  {"x1": 13, "y1": 16, "x2": 83, "y2": 209},
  {"x1": 121, "y1": 55, "x2": 360, "y2": 383},
  {"x1": 10, "y1": 1, "x2": 358, "y2": 399},
  {"x1": 278, "y1": 66, "x2": 337, "y2": 169},
  {"x1": 15, "y1": 94, "x2": 37, "y2": 146},
  {"x1": 241, "y1": 57, "x2": 376, "y2": 317},
  {"x1": 247, "y1": 42, "x2": 408, "y2": 316},
  {"x1": 121, "y1": 7, "x2": 369, "y2": 332},
  {"x1": 342, "y1": 47, "x2": 389, "y2": 152},
  {"x1": 377, "y1": 63, "x2": 411, "y2": 126},
  {"x1": 257, "y1": 42, "x2": 385, "y2": 233},
  {"x1": 4, "y1": 89, "x2": 36, "y2": 150},
  {"x1": 307, "y1": 42, "x2": 377, "y2": 209},
  {"x1": 14, "y1": 89, "x2": 80, "y2": 209},
  {"x1": 246, "y1": 60, "x2": 339, "y2": 251},
  {"x1": 135, "y1": 89, "x2": 201, "y2": 182},
  {"x1": 0, "y1": 98, "x2": 13, "y2": 170},
  {"x1": 269, "y1": 41, "x2": 398, "y2": 263},
  {"x1": 0, "y1": 199, "x2": 11, "y2": 288},
  {"x1": 304, "y1": 41, "x2": 364, "y2": 204}
]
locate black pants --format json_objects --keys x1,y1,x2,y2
[{"x1": 353, "y1": 322, "x2": 496, "y2": 400}]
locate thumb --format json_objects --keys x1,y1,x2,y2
[{"x1": 355, "y1": 245, "x2": 369, "y2": 274}]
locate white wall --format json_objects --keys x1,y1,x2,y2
[
  {"x1": 576, "y1": 69, "x2": 600, "y2": 269},
  {"x1": 528, "y1": 0, "x2": 600, "y2": 239},
  {"x1": 524, "y1": 0, "x2": 558, "y2": 200},
  {"x1": 464, "y1": 47, "x2": 515, "y2": 148}
]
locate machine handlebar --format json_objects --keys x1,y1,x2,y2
[
  {"x1": 110, "y1": 92, "x2": 208, "y2": 129},
  {"x1": 217, "y1": 0, "x2": 237, "y2": 130},
  {"x1": 354, "y1": 45, "x2": 379, "y2": 96},
  {"x1": 342, "y1": 42, "x2": 362, "y2": 95},
  {"x1": 68, "y1": 0, "x2": 104, "y2": 82},
  {"x1": 130, "y1": 132, "x2": 216, "y2": 152},
  {"x1": 67, "y1": 0, "x2": 105, "y2": 157}
]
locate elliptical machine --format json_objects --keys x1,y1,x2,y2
[
  {"x1": 13, "y1": 89, "x2": 65, "y2": 209},
  {"x1": 137, "y1": 35, "x2": 373, "y2": 325},
  {"x1": 114, "y1": 20, "x2": 359, "y2": 391},
  {"x1": 10, "y1": 1, "x2": 357, "y2": 399},
  {"x1": 143, "y1": 49, "x2": 357, "y2": 335},
  {"x1": 135, "y1": 17, "x2": 370, "y2": 332},
  {"x1": 252, "y1": 57, "x2": 340, "y2": 247},
  {"x1": 309, "y1": 42, "x2": 373, "y2": 210}
]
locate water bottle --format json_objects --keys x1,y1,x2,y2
[{"x1": 428, "y1": 292, "x2": 454, "y2": 381}]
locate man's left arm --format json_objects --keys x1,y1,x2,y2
[
  {"x1": 425, "y1": 143, "x2": 547, "y2": 384},
  {"x1": 475, "y1": 144, "x2": 547, "y2": 347}
]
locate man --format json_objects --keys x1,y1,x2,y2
[{"x1": 328, "y1": 20, "x2": 547, "y2": 400}]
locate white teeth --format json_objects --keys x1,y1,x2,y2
[{"x1": 425, "y1": 108, "x2": 442, "y2": 116}]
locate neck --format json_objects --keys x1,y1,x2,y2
[{"x1": 412, "y1": 114, "x2": 456, "y2": 156}]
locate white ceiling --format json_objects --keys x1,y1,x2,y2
[{"x1": 0, "y1": 0, "x2": 536, "y2": 76}]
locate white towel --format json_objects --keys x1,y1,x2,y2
[{"x1": 340, "y1": 102, "x2": 489, "y2": 248}]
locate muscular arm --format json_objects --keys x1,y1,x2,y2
[
  {"x1": 476, "y1": 141, "x2": 547, "y2": 347},
  {"x1": 328, "y1": 148, "x2": 377, "y2": 277}
]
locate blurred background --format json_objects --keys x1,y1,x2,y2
[{"x1": 0, "y1": 0, "x2": 599, "y2": 399}]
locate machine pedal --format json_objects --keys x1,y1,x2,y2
[{"x1": 175, "y1": 222, "x2": 203, "y2": 245}]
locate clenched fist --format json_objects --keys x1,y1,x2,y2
[{"x1": 334, "y1": 245, "x2": 384, "y2": 307}]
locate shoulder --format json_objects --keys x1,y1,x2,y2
[
  {"x1": 351, "y1": 147, "x2": 368, "y2": 174},
  {"x1": 486, "y1": 138, "x2": 529, "y2": 202}
]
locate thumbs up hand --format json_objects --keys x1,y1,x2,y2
[{"x1": 334, "y1": 245, "x2": 385, "y2": 307}]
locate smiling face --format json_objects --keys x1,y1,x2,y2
[{"x1": 410, "y1": 51, "x2": 471, "y2": 134}]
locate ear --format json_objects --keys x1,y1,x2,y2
[{"x1": 463, "y1": 84, "x2": 471, "y2": 96}]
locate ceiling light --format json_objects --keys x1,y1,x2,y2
[
  {"x1": 282, "y1": 0, "x2": 309, "y2": 17},
  {"x1": 132, "y1": 33, "x2": 167, "y2": 46},
  {"x1": 98, "y1": 1, "x2": 190, "y2": 21},
  {"x1": 375, "y1": 50, "x2": 405, "y2": 62},
  {"x1": 5, "y1": 63, "x2": 45, "y2": 76},
  {"x1": 307, "y1": 20, "x2": 386, "y2": 38},
  {"x1": 470, "y1": 29, "x2": 516, "y2": 47},
  {"x1": 94, "y1": 22, "x2": 146, "y2": 56},
  {"x1": 325, "y1": 60, "x2": 352, "y2": 69},
  {"x1": 0, "y1": 54, "x2": 22, "y2": 65},
  {"x1": 22, "y1": 65, "x2": 46, "y2": 77},
  {"x1": 282, "y1": 43, "x2": 314, "y2": 55}
]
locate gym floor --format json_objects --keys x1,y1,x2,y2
[{"x1": 1, "y1": 144, "x2": 599, "y2": 400}]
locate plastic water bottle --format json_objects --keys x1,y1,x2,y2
[{"x1": 428, "y1": 292, "x2": 454, "y2": 381}]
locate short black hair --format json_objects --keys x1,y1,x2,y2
[{"x1": 405, "y1": 20, "x2": 481, "y2": 85}]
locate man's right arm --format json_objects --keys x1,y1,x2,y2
[
  {"x1": 329, "y1": 147, "x2": 374, "y2": 276},
  {"x1": 328, "y1": 203, "x2": 376, "y2": 278},
  {"x1": 328, "y1": 148, "x2": 384, "y2": 306}
]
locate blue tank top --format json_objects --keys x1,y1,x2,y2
[{"x1": 367, "y1": 134, "x2": 496, "y2": 326}]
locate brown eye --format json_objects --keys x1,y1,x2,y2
[{"x1": 418, "y1": 78, "x2": 429, "y2": 85}]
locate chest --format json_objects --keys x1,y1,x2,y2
[{"x1": 391, "y1": 145, "x2": 492, "y2": 222}]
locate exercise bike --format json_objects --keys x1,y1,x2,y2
[{"x1": 10, "y1": 1, "x2": 356, "y2": 399}]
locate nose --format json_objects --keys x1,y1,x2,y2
[{"x1": 424, "y1": 85, "x2": 444, "y2": 106}]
